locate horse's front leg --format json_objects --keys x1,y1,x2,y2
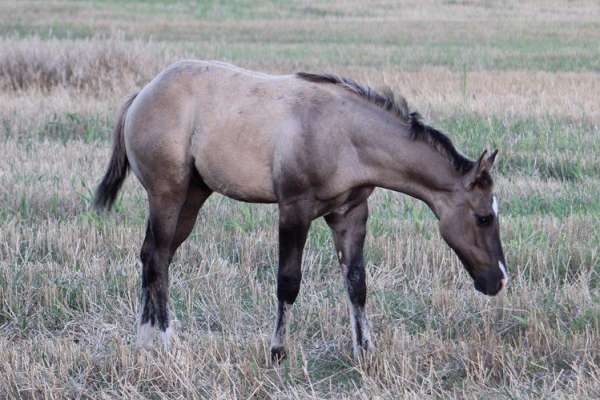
[
  {"x1": 325, "y1": 201, "x2": 374, "y2": 359},
  {"x1": 270, "y1": 204, "x2": 311, "y2": 363}
]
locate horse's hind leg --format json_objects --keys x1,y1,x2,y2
[
  {"x1": 325, "y1": 200, "x2": 374, "y2": 359},
  {"x1": 137, "y1": 183, "x2": 211, "y2": 350},
  {"x1": 170, "y1": 182, "x2": 212, "y2": 255},
  {"x1": 136, "y1": 192, "x2": 183, "y2": 350}
]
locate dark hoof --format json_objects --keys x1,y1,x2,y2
[{"x1": 271, "y1": 347, "x2": 287, "y2": 364}]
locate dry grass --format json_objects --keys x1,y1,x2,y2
[
  {"x1": 0, "y1": 1, "x2": 599, "y2": 399},
  {"x1": 0, "y1": 36, "x2": 160, "y2": 92}
]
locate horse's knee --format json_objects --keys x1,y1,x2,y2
[{"x1": 277, "y1": 271, "x2": 302, "y2": 304}]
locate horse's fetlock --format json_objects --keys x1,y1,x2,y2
[{"x1": 271, "y1": 346, "x2": 287, "y2": 364}]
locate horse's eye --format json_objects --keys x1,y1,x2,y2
[{"x1": 476, "y1": 214, "x2": 494, "y2": 227}]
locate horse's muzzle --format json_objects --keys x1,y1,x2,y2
[{"x1": 474, "y1": 270, "x2": 505, "y2": 296}]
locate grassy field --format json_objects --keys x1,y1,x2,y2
[{"x1": 1, "y1": 1, "x2": 599, "y2": 398}]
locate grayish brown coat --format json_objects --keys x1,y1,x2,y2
[{"x1": 95, "y1": 60, "x2": 507, "y2": 361}]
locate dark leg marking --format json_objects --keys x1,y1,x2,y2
[
  {"x1": 325, "y1": 201, "x2": 374, "y2": 358},
  {"x1": 137, "y1": 184, "x2": 210, "y2": 350},
  {"x1": 270, "y1": 204, "x2": 311, "y2": 364}
]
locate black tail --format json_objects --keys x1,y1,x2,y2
[{"x1": 94, "y1": 92, "x2": 138, "y2": 211}]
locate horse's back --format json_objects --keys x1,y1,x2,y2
[
  {"x1": 189, "y1": 61, "x2": 300, "y2": 202},
  {"x1": 124, "y1": 60, "x2": 342, "y2": 203}
]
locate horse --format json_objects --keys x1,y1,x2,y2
[{"x1": 94, "y1": 60, "x2": 508, "y2": 361}]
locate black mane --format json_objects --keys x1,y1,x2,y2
[{"x1": 296, "y1": 72, "x2": 474, "y2": 174}]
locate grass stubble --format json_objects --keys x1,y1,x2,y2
[{"x1": 0, "y1": 1, "x2": 599, "y2": 399}]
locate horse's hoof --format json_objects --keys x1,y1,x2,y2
[
  {"x1": 136, "y1": 321, "x2": 154, "y2": 350},
  {"x1": 271, "y1": 347, "x2": 287, "y2": 364},
  {"x1": 352, "y1": 340, "x2": 375, "y2": 361}
]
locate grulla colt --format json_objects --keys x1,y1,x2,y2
[{"x1": 94, "y1": 60, "x2": 508, "y2": 361}]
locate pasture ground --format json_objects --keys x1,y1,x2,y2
[{"x1": 0, "y1": 1, "x2": 599, "y2": 398}]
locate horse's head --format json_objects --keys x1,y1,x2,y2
[{"x1": 437, "y1": 149, "x2": 507, "y2": 296}]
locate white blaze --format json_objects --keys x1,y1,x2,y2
[
  {"x1": 492, "y1": 196, "x2": 499, "y2": 216},
  {"x1": 499, "y1": 261, "x2": 508, "y2": 289}
]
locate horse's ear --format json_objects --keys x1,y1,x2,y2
[
  {"x1": 486, "y1": 149, "x2": 498, "y2": 168},
  {"x1": 465, "y1": 149, "x2": 497, "y2": 189}
]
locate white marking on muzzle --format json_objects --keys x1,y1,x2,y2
[
  {"x1": 492, "y1": 196, "x2": 499, "y2": 216},
  {"x1": 498, "y1": 261, "x2": 508, "y2": 289}
]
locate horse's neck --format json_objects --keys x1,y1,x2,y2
[{"x1": 354, "y1": 118, "x2": 460, "y2": 216}]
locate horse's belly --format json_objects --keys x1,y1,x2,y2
[{"x1": 193, "y1": 136, "x2": 277, "y2": 203}]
